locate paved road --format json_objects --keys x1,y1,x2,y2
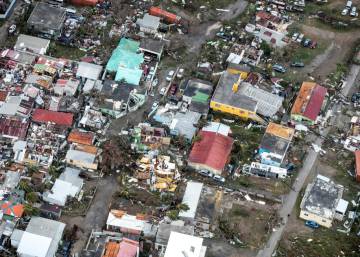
[
  {"x1": 71, "y1": 175, "x2": 118, "y2": 254},
  {"x1": 257, "y1": 64, "x2": 360, "y2": 257}
]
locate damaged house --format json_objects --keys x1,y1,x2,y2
[
  {"x1": 210, "y1": 66, "x2": 283, "y2": 123},
  {"x1": 27, "y1": 2, "x2": 66, "y2": 39},
  {"x1": 258, "y1": 122, "x2": 295, "y2": 167},
  {"x1": 97, "y1": 80, "x2": 145, "y2": 119},
  {"x1": 299, "y1": 175, "x2": 348, "y2": 228},
  {"x1": 188, "y1": 131, "x2": 233, "y2": 175},
  {"x1": 291, "y1": 82, "x2": 327, "y2": 125}
]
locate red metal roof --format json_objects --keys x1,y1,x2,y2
[
  {"x1": 32, "y1": 109, "x2": 73, "y2": 127},
  {"x1": 0, "y1": 117, "x2": 29, "y2": 139},
  {"x1": 303, "y1": 85, "x2": 327, "y2": 121},
  {"x1": 188, "y1": 131, "x2": 233, "y2": 172},
  {"x1": 117, "y1": 238, "x2": 139, "y2": 257},
  {"x1": 355, "y1": 150, "x2": 360, "y2": 182},
  {"x1": 68, "y1": 129, "x2": 95, "y2": 145}
]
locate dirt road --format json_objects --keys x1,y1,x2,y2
[
  {"x1": 64, "y1": 175, "x2": 118, "y2": 255},
  {"x1": 184, "y1": 0, "x2": 248, "y2": 53},
  {"x1": 302, "y1": 24, "x2": 360, "y2": 79}
]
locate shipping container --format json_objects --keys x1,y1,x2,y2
[{"x1": 149, "y1": 6, "x2": 181, "y2": 24}]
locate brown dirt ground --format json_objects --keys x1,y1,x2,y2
[{"x1": 301, "y1": 22, "x2": 360, "y2": 79}]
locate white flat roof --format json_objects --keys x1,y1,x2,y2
[
  {"x1": 164, "y1": 231, "x2": 206, "y2": 257},
  {"x1": 106, "y1": 211, "x2": 146, "y2": 232},
  {"x1": 17, "y1": 231, "x2": 52, "y2": 257},
  {"x1": 336, "y1": 199, "x2": 349, "y2": 214},
  {"x1": 179, "y1": 181, "x2": 203, "y2": 219}
]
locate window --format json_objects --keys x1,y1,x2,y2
[
  {"x1": 322, "y1": 219, "x2": 326, "y2": 223},
  {"x1": 303, "y1": 213, "x2": 308, "y2": 216},
  {"x1": 190, "y1": 246, "x2": 195, "y2": 253},
  {"x1": 214, "y1": 103, "x2": 220, "y2": 108}
]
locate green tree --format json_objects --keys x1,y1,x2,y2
[
  {"x1": 166, "y1": 210, "x2": 179, "y2": 220},
  {"x1": 26, "y1": 192, "x2": 39, "y2": 204},
  {"x1": 260, "y1": 41, "x2": 272, "y2": 57},
  {"x1": 19, "y1": 180, "x2": 33, "y2": 193},
  {"x1": 23, "y1": 203, "x2": 39, "y2": 217}
]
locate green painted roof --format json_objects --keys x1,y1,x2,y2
[
  {"x1": 192, "y1": 91, "x2": 209, "y2": 103},
  {"x1": 106, "y1": 38, "x2": 144, "y2": 85}
]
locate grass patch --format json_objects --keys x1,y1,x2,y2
[
  {"x1": 277, "y1": 229, "x2": 360, "y2": 257},
  {"x1": 231, "y1": 204, "x2": 250, "y2": 217},
  {"x1": 48, "y1": 42, "x2": 85, "y2": 60}
]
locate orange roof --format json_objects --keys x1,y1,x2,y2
[
  {"x1": 68, "y1": 130, "x2": 95, "y2": 145},
  {"x1": 103, "y1": 241, "x2": 120, "y2": 257},
  {"x1": 291, "y1": 82, "x2": 317, "y2": 115},
  {"x1": 355, "y1": 150, "x2": 360, "y2": 182},
  {"x1": 266, "y1": 122, "x2": 295, "y2": 140},
  {"x1": 74, "y1": 144, "x2": 98, "y2": 154},
  {"x1": 1, "y1": 202, "x2": 24, "y2": 218},
  {"x1": 0, "y1": 90, "x2": 8, "y2": 102}
]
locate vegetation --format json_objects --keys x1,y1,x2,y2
[{"x1": 277, "y1": 229, "x2": 360, "y2": 257}]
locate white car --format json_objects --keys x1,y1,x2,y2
[
  {"x1": 160, "y1": 87, "x2": 166, "y2": 96},
  {"x1": 342, "y1": 8, "x2": 349, "y2": 16},
  {"x1": 166, "y1": 70, "x2": 175, "y2": 81},
  {"x1": 152, "y1": 102, "x2": 159, "y2": 109},
  {"x1": 296, "y1": 33, "x2": 304, "y2": 43},
  {"x1": 213, "y1": 175, "x2": 225, "y2": 183},
  {"x1": 177, "y1": 68, "x2": 184, "y2": 79},
  {"x1": 198, "y1": 169, "x2": 213, "y2": 178},
  {"x1": 291, "y1": 32, "x2": 299, "y2": 41},
  {"x1": 8, "y1": 24, "x2": 16, "y2": 34},
  {"x1": 350, "y1": 7, "x2": 357, "y2": 16}
]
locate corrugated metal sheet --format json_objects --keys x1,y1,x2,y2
[
  {"x1": 68, "y1": 130, "x2": 94, "y2": 145},
  {"x1": 291, "y1": 82, "x2": 327, "y2": 121},
  {"x1": 32, "y1": 109, "x2": 73, "y2": 127},
  {"x1": 265, "y1": 122, "x2": 294, "y2": 140},
  {"x1": 355, "y1": 150, "x2": 360, "y2": 182},
  {"x1": 188, "y1": 131, "x2": 233, "y2": 172},
  {"x1": 303, "y1": 85, "x2": 327, "y2": 121}
]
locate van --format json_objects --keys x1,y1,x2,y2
[
  {"x1": 346, "y1": 0, "x2": 352, "y2": 9},
  {"x1": 350, "y1": 6, "x2": 357, "y2": 16}
]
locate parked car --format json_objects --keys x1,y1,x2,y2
[
  {"x1": 351, "y1": 92, "x2": 360, "y2": 103},
  {"x1": 8, "y1": 24, "x2": 16, "y2": 35},
  {"x1": 346, "y1": 0, "x2": 352, "y2": 9},
  {"x1": 290, "y1": 61, "x2": 305, "y2": 68},
  {"x1": 166, "y1": 70, "x2": 175, "y2": 81},
  {"x1": 296, "y1": 33, "x2": 304, "y2": 43},
  {"x1": 305, "y1": 220, "x2": 319, "y2": 229},
  {"x1": 310, "y1": 41, "x2": 317, "y2": 49},
  {"x1": 177, "y1": 68, "x2": 184, "y2": 79},
  {"x1": 350, "y1": 7, "x2": 357, "y2": 16},
  {"x1": 273, "y1": 64, "x2": 287, "y2": 73},
  {"x1": 302, "y1": 38, "x2": 311, "y2": 47},
  {"x1": 198, "y1": 169, "x2": 213, "y2": 177},
  {"x1": 291, "y1": 32, "x2": 299, "y2": 41},
  {"x1": 342, "y1": 8, "x2": 349, "y2": 16},
  {"x1": 213, "y1": 175, "x2": 225, "y2": 183},
  {"x1": 152, "y1": 102, "x2": 159, "y2": 109},
  {"x1": 169, "y1": 83, "x2": 178, "y2": 95},
  {"x1": 160, "y1": 87, "x2": 166, "y2": 96}
]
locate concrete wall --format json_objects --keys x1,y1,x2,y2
[{"x1": 299, "y1": 210, "x2": 332, "y2": 228}]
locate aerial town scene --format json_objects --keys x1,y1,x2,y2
[{"x1": 0, "y1": 0, "x2": 359, "y2": 257}]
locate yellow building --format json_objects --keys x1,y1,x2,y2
[{"x1": 210, "y1": 65, "x2": 281, "y2": 124}]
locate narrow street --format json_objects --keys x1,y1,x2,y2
[
  {"x1": 257, "y1": 64, "x2": 360, "y2": 257},
  {"x1": 66, "y1": 175, "x2": 118, "y2": 255}
]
